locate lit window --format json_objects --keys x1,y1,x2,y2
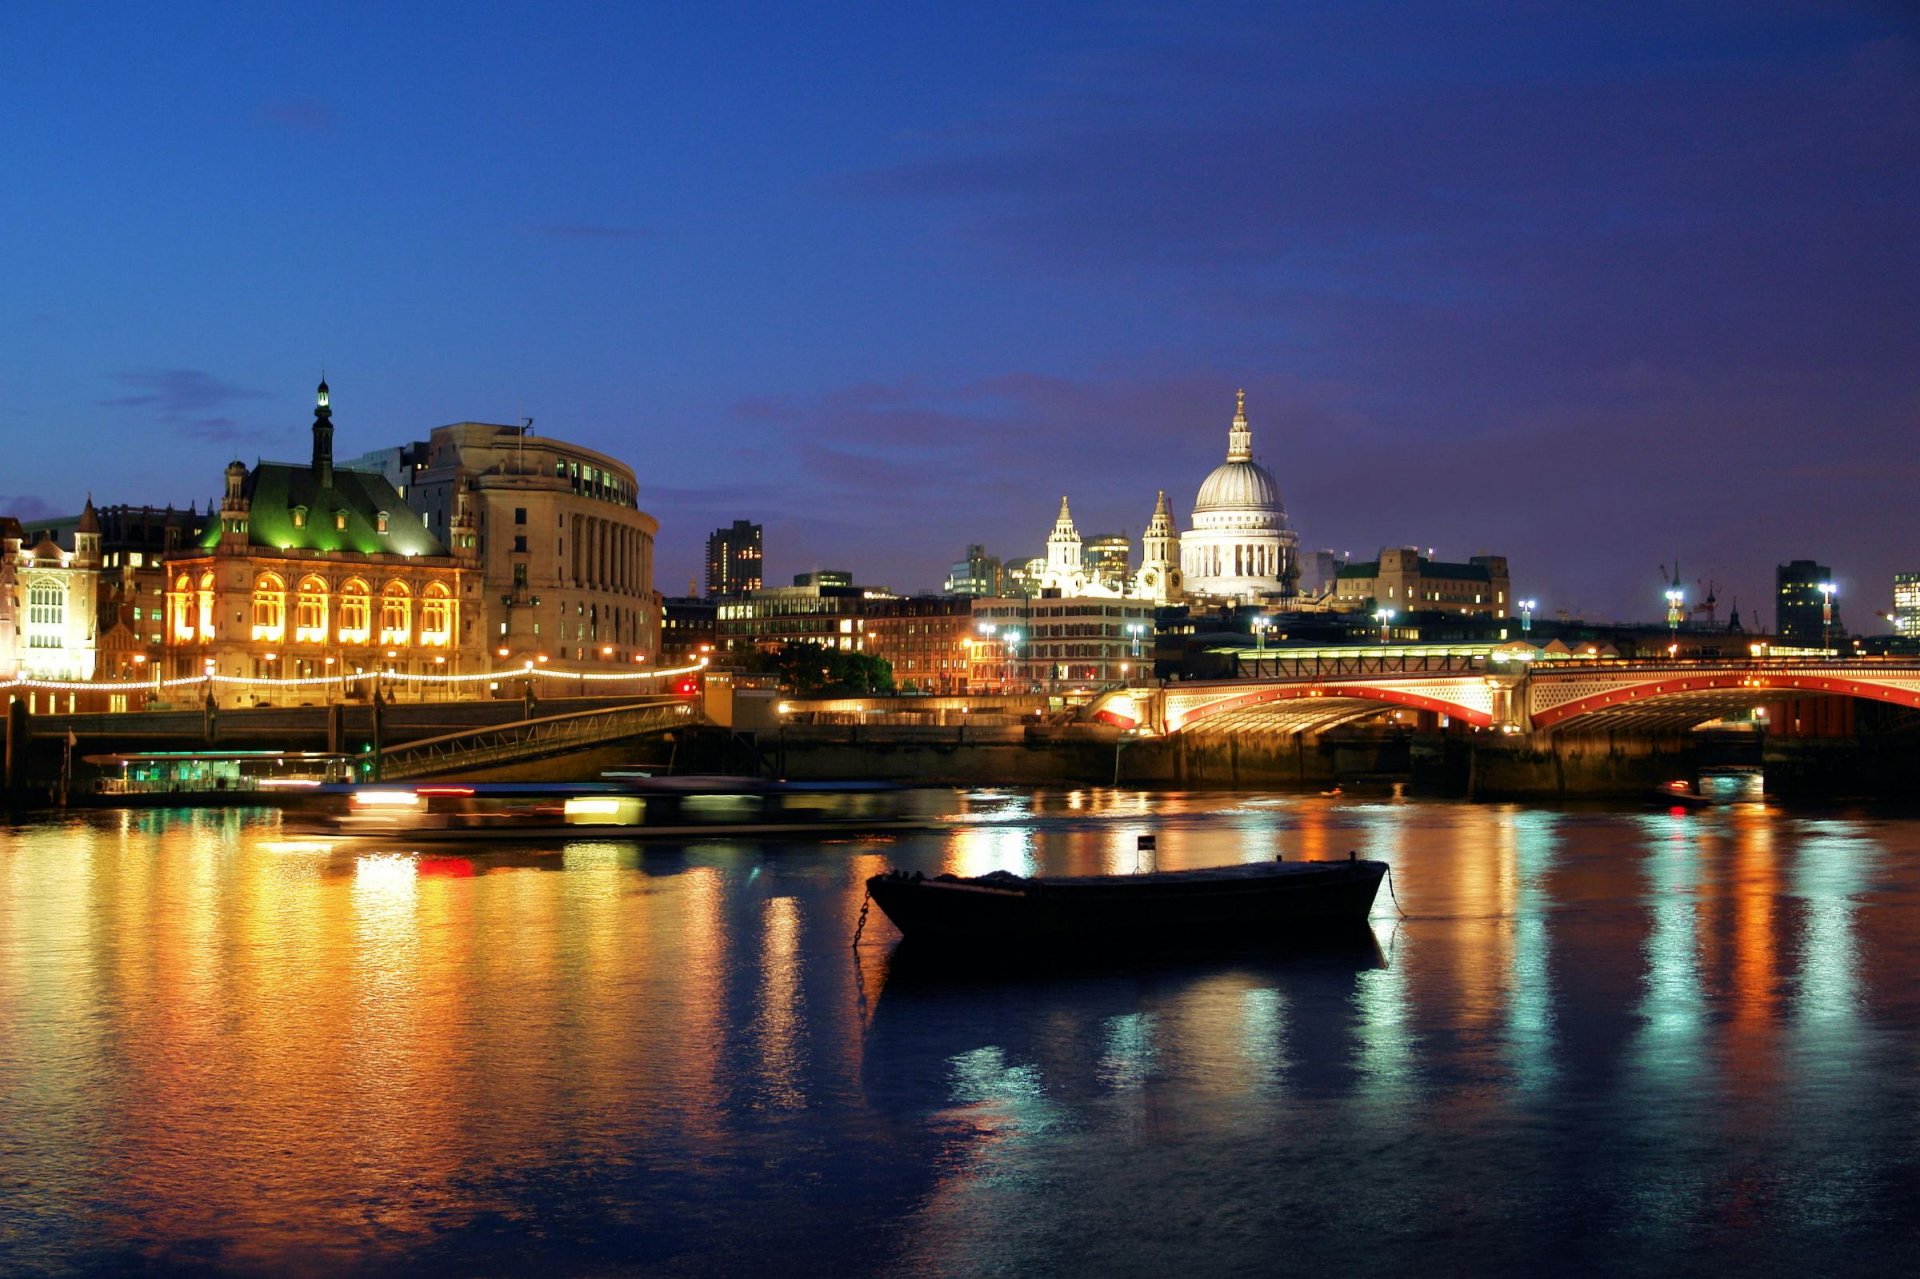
[
  {"x1": 295, "y1": 575, "x2": 329, "y2": 642},
  {"x1": 379, "y1": 582, "x2": 411, "y2": 644},
  {"x1": 251, "y1": 573, "x2": 287, "y2": 642},
  {"x1": 420, "y1": 582, "x2": 454, "y2": 647},
  {"x1": 338, "y1": 579, "x2": 371, "y2": 643},
  {"x1": 376, "y1": 511, "x2": 391, "y2": 534}
]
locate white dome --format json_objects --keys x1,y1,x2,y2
[{"x1": 1194, "y1": 458, "x2": 1282, "y2": 516}]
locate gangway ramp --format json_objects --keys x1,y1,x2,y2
[{"x1": 378, "y1": 698, "x2": 698, "y2": 779}]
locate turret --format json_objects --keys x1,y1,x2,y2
[
  {"x1": 1137, "y1": 489, "x2": 1183, "y2": 603},
  {"x1": 74, "y1": 494, "x2": 101, "y2": 567},
  {"x1": 219, "y1": 460, "x2": 251, "y2": 548},
  {"x1": 312, "y1": 377, "x2": 334, "y2": 488}
]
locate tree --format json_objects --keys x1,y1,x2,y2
[{"x1": 757, "y1": 641, "x2": 893, "y2": 696}]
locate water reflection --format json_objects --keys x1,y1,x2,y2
[{"x1": 2, "y1": 793, "x2": 1919, "y2": 1275}]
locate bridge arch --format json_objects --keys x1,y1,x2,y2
[
  {"x1": 1167, "y1": 683, "x2": 1493, "y2": 736},
  {"x1": 1531, "y1": 669, "x2": 1920, "y2": 732}
]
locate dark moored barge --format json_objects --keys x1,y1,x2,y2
[{"x1": 865, "y1": 855, "x2": 1387, "y2": 948}]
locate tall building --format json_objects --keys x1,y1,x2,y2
[
  {"x1": 1895, "y1": 572, "x2": 1920, "y2": 639},
  {"x1": 360, "y1": 422, "x2": 659, "y2": 668},
  {"x1": 1776, "y1": 560, "x2": 1844, "y2": 647},
  {"x1": 706, "y1": 520, "x2": 762, "y2": 597},
  {"x1": 944, "y1": 544, "x2": 1004, "y2": 597},
  {"x1": 164, "y1": 381, "x2": 484, "y2": 704},
  {"x1": 1083, "y1": 534, "x2": 1132, "y2": 593},
  {"x1": 1181, "y1": 390, "x2": 1298, "y2": 602}
]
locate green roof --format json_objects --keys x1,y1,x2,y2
[{"x1": 200, "y1": 462, "x2": 445, "y2": 557}]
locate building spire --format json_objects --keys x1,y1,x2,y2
[
  {"x1": 312, "y1": 375, "x2": 335, "y2": 488},
  {"x1": 1226, "y1": 388, "x2": 1252, "y2": 463}
]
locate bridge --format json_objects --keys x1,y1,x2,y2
[
  {"x1": 1088, "y1": 652, "x2": 1920, "y2": 738},
  {"x1": 1082, "y1": 650, "x2": 1920, "y2": 797}
]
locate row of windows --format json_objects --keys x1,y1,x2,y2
[{"x1": 164, "y1": 572, "x2": 455, "y2": 646}]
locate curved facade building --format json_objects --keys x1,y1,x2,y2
[{"x1": 1180, "y1": 390, "x2": 1298, "y2": 602}]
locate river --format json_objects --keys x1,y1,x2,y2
[{"x1": 3, "y1": 783, "x2": 1918, "y2": 1276}]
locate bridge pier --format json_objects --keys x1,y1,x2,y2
[{"x1": 1418, "y1": 730, "x2": 1700, "y2": 799}]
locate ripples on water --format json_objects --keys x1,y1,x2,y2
[{"x1": 3, "y1": 785, "x2": 1920, "y2": 1276}]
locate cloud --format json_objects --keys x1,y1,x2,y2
[
  {"x1": 101, "y1": 368, "x2": 271, "y2": 442},
  {"x1": 259, "y1": 100, "x2": 336, "y2": 133},
  {"x1": 0, "y1": 493, "x2": 61, "y2": 521},
  {"x1": 527, "y1": 224, "x2": 653, "y2": 240}
]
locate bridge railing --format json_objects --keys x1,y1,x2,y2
[
  {"x1": 378, "y1": 698, "x2": 696, "y2": 779},
  {"x1": 1235, "y1": 651, "x2": 1491, "y2": 679}
]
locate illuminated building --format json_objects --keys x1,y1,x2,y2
[
  {"x1": 1332, "y1": 548, "x2": 1511, "y2": 618},
  {"x1": 859, "y1": 596, "x2": 975, "y2": 694},
  {"x1": 944, "y1": 544, "x2": 1005, "y2": 597},
  {"x1": 0, "y1": 502, "x2": 102, "y2": 693},
  {"x1": 706, "y1": 520, "x2": 762, "y2": 597},
  {"x1": 970, "y1": 596, "x2": 1156, "y2": 692},
  {"x1": 1896, "y1": 573, "x2": 1919, "y2": 639},
  {"x1": 163, "y1": 381, "x2": 484, "y2": 705},
  {"x1": 1180, "y1": 390, "x2": 1298, "y2": 603},
  {"x1": 1776, "y1": 559, "x2": 1843, "y2": 647},
  {"x1": 350, "y1": 421, "x2": 660, "y2": 668}
]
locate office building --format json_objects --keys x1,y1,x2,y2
[{"x1": 706, "y1": 520, "x2": 763, "y2": 597}]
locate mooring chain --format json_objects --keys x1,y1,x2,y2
[{"x1": 850, "y1": 890, "x2": 873, "y2": 949}]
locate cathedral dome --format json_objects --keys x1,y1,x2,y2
[{"x1": 1194, "y1": 458, "x2": 1282, "y2": 515}]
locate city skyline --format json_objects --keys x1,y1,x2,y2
[{"x1": 3, "y1": 5, "x2": 1914, "y2": 623}]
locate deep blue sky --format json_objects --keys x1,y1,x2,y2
[{"x1": 4, "y1": 3, "x2": 1915, "y2": 624}]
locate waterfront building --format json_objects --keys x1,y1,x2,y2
[
  {"x1": 1896, "y1": 572, "x2": 1919, "y2": 639},
  {"x1": 969, "y1": 595, "x2": 1157, "y2": 692},
  {"x1": 714, "y1": 578, "x2": 871, "y2": 659},
  {"x1": 1180, "y1": 390, "x2": 1298, "y2": 604},
  {"x1": 1776, "y1": 559, "x2": 1844, "y2": 647},
  {"x1": 1331, "y1": 548, "x2": 1511, "y2": 618},
  {"x1": 350, "y1": 421, "x2": 659, "y2": 670},
  {"x1": 860, "y1": 596, "x2": 975, "y2": 694},
  {"x1": 706, "y1": 520, "x2": 763, "y2": 597},
  {"x1": 1296, "y1": 548, "x2": 1348, "y2": 600},
  {"x1": 792, "y1": 570, "x2": 853, "y2": 589},
  {"x1": 0, "y1": 503, "x2": 103, "y2": 694},
  {"x1": 163, "y1": 382, "x2": 484, "y2": 705},
  {"x1": 944, "y1": 544, "x2": 1004, "y2": 597}
]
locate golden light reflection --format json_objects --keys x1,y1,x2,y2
[{"x1": 757, "y1": 895, "x2": 806, "y2": 1110}]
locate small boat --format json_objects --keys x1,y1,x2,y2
[
  {"x1": 864, "y1": 853, "x2": 1387, "y2": 949},
  {"x1": 1653, "y1": 780, "x2": 1714, "y2": 808},
  {"x1": 283, "y1": 777, "x2": 933, "y2": 842}
]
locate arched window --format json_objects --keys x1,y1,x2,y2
[
  {"x1": 169, "y1": 573, "x2": 195, "y2": 642},
  {"x1": 379, "y1": 581, "x2": 411, "y2": 645},
  {"x1": 295, "y1": 575, "x2": 329, "y2": 642},
  {"x1": 338, "y1": 578, "x2": 371, "y2": 644},
  {"x1": 251, "y1": 573, "x2": 286, "y2": 641},
  {"x1": 420, "y1": 581, "x2": 453, "y2": 647},
  {"x1": 197, "y1": 572, "x2": 216, "y2": 640}
]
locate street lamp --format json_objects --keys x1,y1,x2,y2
[
  {"x1": 1250, "y1": 615, "x2": 1271, "y2": 651},
  {"x1": 1518, "y1": 598, "x2": 1536, "y2": 634},
  {"x1": 1665, "y1": 586, "x2": 1684, "y2": 634},
  {"x1": 1374, "y1": 608, "x2": 1396, "y2": 643},
  {"x1": 1003, "y1": 629, "x2": 1021, "y2": 690},
  {"x1": 1819, "y1": 582, "x2": 1836, "y2": 651},
  {"x1": 1125, "y1": 621, "x2": 1146, "y2": 660}
]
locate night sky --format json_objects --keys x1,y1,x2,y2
[{"x1": 4, "y1": 4, "x2": 1914, "y2": 625}]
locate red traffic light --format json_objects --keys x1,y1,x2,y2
[{"x1": 677, "y1": 679, "x2": 699, "y2": 695}]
